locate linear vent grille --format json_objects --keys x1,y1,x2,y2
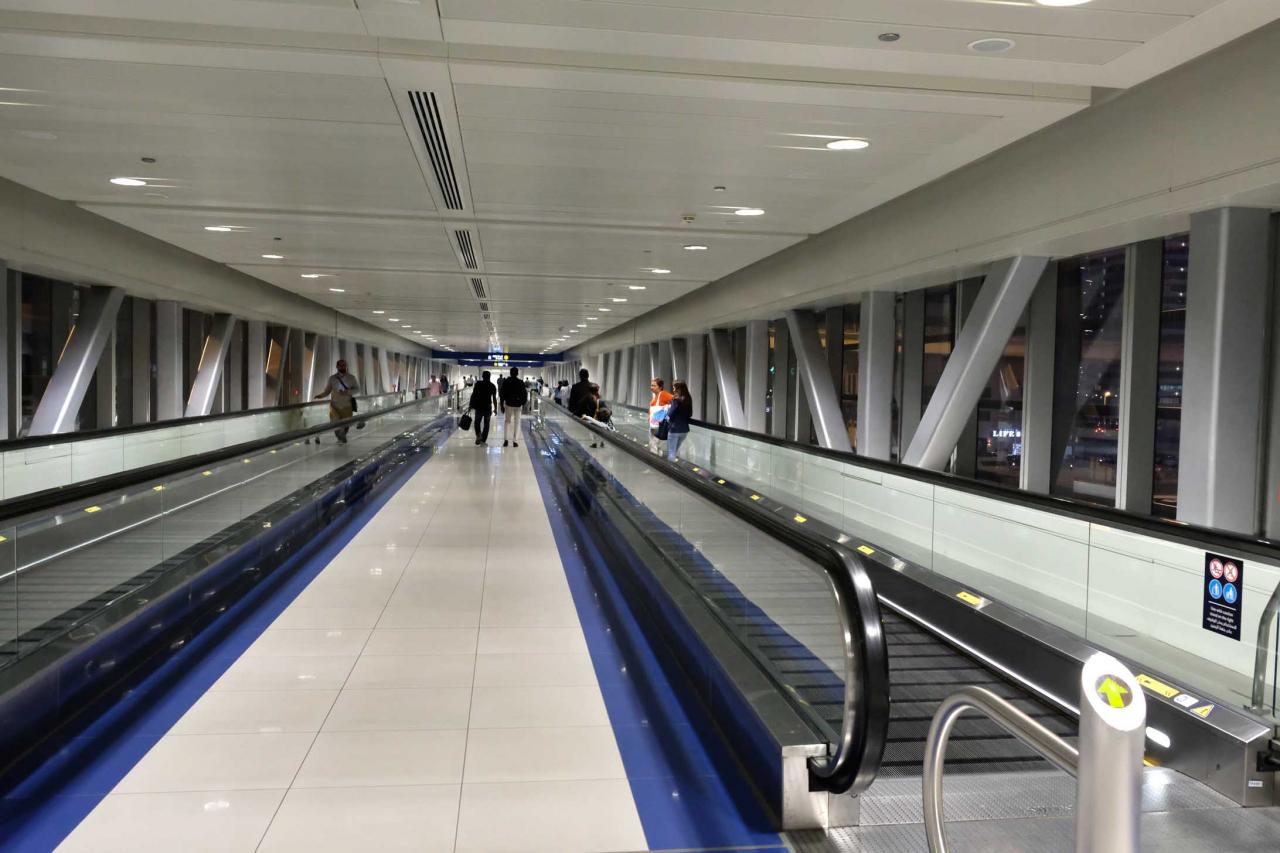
[
  {"x1": 408, "y1": 91, "x2": 463, "y2": 211},
  {"x1": 454, "y1": 229, "x2": 478, "y2": 270},
  {"x1": 479, "y1": 302, "x2": 490, "y2": 312},
  {"x1": 470, "y1": 277, "x2": 487, "y2": 299}
]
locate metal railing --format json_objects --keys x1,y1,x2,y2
[
  {"x1": 1250, "y1": 580, "x2": 1280, "y2": 714},
  {"x1": 924, "y1": 653, "x2": 1145, "y2": 853}
]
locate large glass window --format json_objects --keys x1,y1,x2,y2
[
  {"x1": 1152, "y1": 234, "x2": 1189, "y2": 517},
  {"x1": 1051, "y1": 247, "x2": 1128, "y2": 505},
  {"x1": 975, "y1": 325, "x2": 1026, "y2": 488},
  {"x1": 921, "y1": 285, "x2": 956, "y2": 412},
  {"x1": 765, "y1": 320, "x2": 776, "y2": 435},
  {"x1": 841, "y1": 306, "x2": 859, "y2": 449}
]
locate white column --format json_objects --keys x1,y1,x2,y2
[
  {"x1": 29, "y1": 286, "x2": 125, "y2": 435},
  {"x1": 857, "y1": 292, "x2": 895, "y2": 459},
  {"x1": 743, "y1": 320, "x2": 769, "y2": 433},
  {"x1": 708, "y1": 329, "x2": 746, "y2": 429}
]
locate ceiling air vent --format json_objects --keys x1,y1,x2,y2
[
  {"x1": 408, "y1": 91, "x2": 464, "y2": 211},
  {"x1": 470, "y1": 277, "x2": 486, "y2": 299},
  {"x1": 454, "y1": 229, "x2": 478, "y2": 270},
  {"x1": 479, "y1": 302, "x2": 490, "y2": 312}
]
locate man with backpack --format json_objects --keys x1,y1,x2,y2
[{"x1": 500, "y1": 366, "x2": 529, "y2": 448}]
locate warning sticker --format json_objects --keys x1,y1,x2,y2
[
  {"x1": 1173, "y1": 694, "x2": 1199, "y2": 709},
  {"x1": 1190, "y1": 704, "x2": 1215, "y2": 718},
  {"x1": 1203, "y1": 552, "x2": 1244, "y2": 640},
  {"x1": 857, "y1": 545, "x2": 876, "y2": 556},
  {"x1": 956, "y1": 591, "x2": 986, "y2": 608},
  {"x1": 1136, "y1": 674, "x2": 1180, "y2": 699}
]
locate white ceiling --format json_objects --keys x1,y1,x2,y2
[{"x1": 0, "y1": 0, "x2": 1274, "y2": 354}]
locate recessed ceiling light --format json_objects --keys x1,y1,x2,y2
[
  {"x1": 587, "y1": 317, "x2": 598, "y2": 320},
  {"x1": 389, "y1": 317, "x2": 400, "y2": 322},
  {"x1": 826, "y1": 138, "x2": 870, "y2": 151},
  {"x1": 328, "y1": 287, "x2": 345, "y2": 293},
  {"x1": 401, "y1": 325, "x2": 411, "y2": 328},
  {"x1": 300, "y1": 273, "x2": 330, "y2": 279},
  {"x1": 599, "y1": 307, "x2": 612, "y2": 312},
  {"x1": 372, "y1": 310, "x2": 385, "y2": 314},
  {"x1": 261, "y1": 253, "x2": 284, "y2": 259},
  {"x1": 650, "y1": 269, "x2": 671, "y2": 275},
  {"x1": 968, "y1": 37, "x2": 1016, "y2": 54},
  {"x1": 683, "y1": 245, "x2": 708, "y2": 251},
  {"x1": 629, "y1": 285, "x2": 647, "y2": 291},
  {"x1": 576, "y1": 323, "x2": 587, "y2": 328},
  {"x1": 610, "y1": 297, "x2": 628, "y2": 303},
  {"x1": 734, "y1": 208, "x2": 765, "y2": 216},
  {"x1": 713, "y1": 185, "x2": 726, "y2": 192},
  {"x1": 205, "y1": 225, "x2": 234, "y2": 232},
  {"x1": 110, "y1": 177, "x2": 147, "y2": 187},
  {"x1": 878, "y1": 32, "x2": 900, "y2": 42}
]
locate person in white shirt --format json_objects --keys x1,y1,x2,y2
[{"x1": 313, "y1": 359, "x2": 360, "y2": 444}]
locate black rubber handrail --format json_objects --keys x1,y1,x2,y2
[
  {"x1": 0, "y1": 388, "x2": 429, "y2": 452},
  {"x1": 609, "y1": 402, "x2": 1280, "y2": 562},
  {"x1": 0, "y1": 393, "x2": 450, "y2": 525},
  {"x1": 551, "y1": 410, "x2": 890, "y2": 795}
]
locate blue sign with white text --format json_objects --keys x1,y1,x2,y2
[{"x1": 1203, "y1": 552, "x2": 1243, "y2": 640}]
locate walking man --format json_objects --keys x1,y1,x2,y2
[
  {"x1": 500, "y1": 366, "x2": 528, "y2": 448},
  {"x1": 469, "y1": 370, "x2": 499, "y2": 446},
  {"x1": 568, "y1": 368, "x2": 592, "y2": 413},
  {"x1": 314, "y1": 358, "x2": 360, "y2": 444}
]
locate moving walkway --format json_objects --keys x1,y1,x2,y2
[{"x1": 532, "y1": 402, "x2": 1280, "y2": 846}]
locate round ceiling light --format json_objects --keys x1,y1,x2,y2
[
  {"x1": 968, "y1": 37, "x2": 1015, "y2": 54},
  {"x1": 826, "y1": 138, "x2": 870, "y2": 151},
  {"x1": 878, "y1": 32, "x2": 900, "y2": 43},
  {"x1": 734, "y1": 208, "x2": 765, "y2": 216},
  {"x1": 110, "y1": 177, "x2": 147, "y2": 187}
]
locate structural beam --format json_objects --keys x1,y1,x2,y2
[
  {"x1": 899, "y1": 290, "x2": 925, "y2": 454},
  {"x1": 616, "y1": 346, "x2": 632, "y2": 407},
  {"x1": 670, "y1": 337, "x2": 687, "y2": 383},
  {"x1": 0, "y1": 264, "x2": 19, "y2": 439},
  {"x1": 1020, "y1": 263, "x2": 1058, "y2": 494},
  {"x1": 246, "y1": 320, "x2": 266, "y2": 409},
  {"x1": 95, "y1": 329, "x2": 116, "y2": 429},
  {"x1": 744, "y1": 320, "x2": 769, "y2": 433},
  {"x1": 771, "y1": 319, "x2": 791, "y2": 439},
  {"x1": 785, "y1": 310, "x2": 852, "y2": 453},
  {"x1": 657, "y1": 340, "x2": 674, "y2": 389},
  {"x1": 28, "y1": 286, "x2": 124, "y2": 435},
  {"x1": 903, "y1": 257, "x2": 1050, "y2": 470},
  {"x1": 185, "y1": 314, "x2": 237, "y2": 417},
  {"x1": 1179, "y1": 208, "x2": 1271, "y2": 534},
  {"x1": 857, "y1": 292, "x2": 896, "y2": 459},
  {"x1": 709, "y1": 329, "x2": 747, "y2": 429},
  {"x1": 1115, "y1": 240, "x2": 1163, "y2": 514},
  {"x1": 686, "y1": 335, "x2": 707, "y2": 420}
]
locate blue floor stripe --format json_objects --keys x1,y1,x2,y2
[
  {"x1": 0, "y1": 431, "x2": 449, "y2": 853},
  {"x1": 524, "y1": 426, "x2": 784, "y2": 852}
]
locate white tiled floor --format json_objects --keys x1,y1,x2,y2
[{"x1": 56, "y1": 423, "x2": 649, "y2": 853}]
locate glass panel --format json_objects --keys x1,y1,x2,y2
[
  {"x1": 1052, "y1": 247, "x2": 1127, "y2": 506},
  {"x1": 921, "y1": 285, "x2": 955, "y2": 411},
  {"x1": 975, "y1": 323, "x2": 1026, "y2": 488},
  {"x1": 1153, "y1": 234, "x2": 1189, "y2": 518},
  {"x1": 765, "y1": 320, "x2": 776, "y2": 435},
  {"x1": 842, "y1": 306, "x2": 858, "y2": 449}
]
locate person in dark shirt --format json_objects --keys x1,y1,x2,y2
[
  {"x1": 499, "y1": 366, "x2": 528, "y2": 448},
  {"x1": 567, "y1": 368, "x2": 592, "y2": 413},
  {"x1": 468, "y1": 370, "x2": 499, "y2": 446},
  {"x1": 664, "y1": 380, "x2": 694, "y2": 461}
]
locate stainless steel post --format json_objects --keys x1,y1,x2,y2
[{"x1": 1076, "y1": 652, "x2": 1145, "y2": 853}]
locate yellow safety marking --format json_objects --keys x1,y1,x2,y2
[
  {"x1": 793, "y1": 514, "x2": 808, "y2": 524},
  {"x1": 956, "y1": 591, "x2": 984, "y2": 607},
  {"x1": 202, "y1": 470, "x2": 213, "y2": 477},
  {"x1": 243, "y1": 458, "x2": 252, "y2": 464},
  {"x1": 0, "y1": 535, "x2": 7, "y2": 543},
  {"x1": 1096, "y1": 677, "x2": 1131, "y2": 709},
  {"x1": 84, "y1": 505, "x2": 102, "y2": 514},
  {"x1": 1190, "y1": 704, "x2": 1214, "y2": 718},
  {"x1": 270, "y1": 450, "x2": 278, "y2": 454},
  {"x1": 153, "y1": 485, "x2": 165, "y2": 492},
  {"x1": 692, "y1": 467, "x2": 700, "y2": 473},
  {"x1": 750, "y1": 494, "x2": 761, "y2": 501},
  {"x1": 1136, "y1": 674, "x2": 1180, "y2": 699},
  {"x1": 857, "y1": 545, "x2": 876, "y2": 556},
  {"x1": 716, "y1": 479, "x2": 726, "y2": 485}
]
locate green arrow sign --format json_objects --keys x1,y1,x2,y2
[{"x1": 1095, "y1": 675, "x2": 1132, "y2": 709}]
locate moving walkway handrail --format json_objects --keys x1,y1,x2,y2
[
  {"x1": 552, "y1": 408, "x2": 890, "y2": 795},
  {"x1": 1250, "y1": 579, "x2": 1280, "y2": 712},
  {"x1": 606, "y1": 401, "x2": 1280, "y2": 563},
  {"x1": 0, "y1": 391, "x2": 449, "y2": 525},
  {"x1": 923, "y1": 686, "x2": 1080, "y2": 853}
]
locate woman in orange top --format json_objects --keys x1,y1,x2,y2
[{"x1": 648, "y1": 377, "x2": 673, "y2": 453}]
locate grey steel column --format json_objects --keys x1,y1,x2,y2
[
  {"x1": 130, "y1": 298, "x2": 152, "y2": 423},
  {"x1": 226, "y1": 321, "x2": 244, "y2": 412},
  {"x1": 633, "y1": 344, "x2": 649, "y2": 404},
  {"x1": 185, "y1": 314, "x2": 236, "y2": 417},
  {"x1": 301, "y1": 332, "x2": 319, "y2": 399},
  {"x1": 709, "y1": 329, "x2": 746, "y2": 429},
  {"x1": 824, "y1": 306, "x2": 844, "y2": 389},
  {"x1": 1020, "y1": 263, "x2": 1058, "y2": 494},
  {"x1": 744, "y1": 319, "x2": 769, "y2": 433},
  {"x1": 616, "y1": 346, "x2": 632, "y2": 407},
  {"x1": 95, "y1": 330, "x2": 116, "y2": 429},
  {"x1": 772, "y1": 320, "x2": 791, "y2": 439},
  {"x1": 0, "y1": 264, "x2": 19, "y2": 438},
  {"x1": 904, "y1": 257, "x2": 1050, "y2": 470},
  {"x1": 599, "y1": 352, "x2": 611, "y2": 398},
  {"x1": 785, "y1": 310, "x2": 853, "y2": 452},
  {"x1": 1115, "y1": 240, "x2": 1163, "y2": 514},
  {"x1": 857, "y1": 292, "x2": 896, "y2": 459},
  {"x1": 29, "y1": 286, "x2": 124, "y2": 435},
  {"x1": 648, "y1": 342, "x2": 660, "y2": 384},
  {"x1": 594, "y1": 352, "x2": 606, "y2": 390},
  {"x1": 246, "y1": 320, "x2": 266, "y2": 409},
  {"x1": 899, "y1": 290, "x2": 925, "y2": 453},
  {"x1": 379, "y1": 347, "x2": 393, "y2": 394},
  {"x1": 155, "y1": 300, "x2": 183, "y2": 421},
  {"x1": 686, "y1": 335, "x2": 706, "y2": 420},
  {"x1": 1179, "y1": 207, "x2": 1271, "y2": 534}
]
